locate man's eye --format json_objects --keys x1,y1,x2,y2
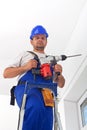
[
  {"x1": 36, "y1": 37, "x2": 39, "y2": 39},
  {"x1": 42, "y1": 37, "x2": 45, "y2": 40}
]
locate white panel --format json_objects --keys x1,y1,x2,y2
[
  {"x1": 0, "y1": 95, "x2": 19, "y2": 130},
  {"x1": 64, "y1": 100, "x2": 80, "y2": 130}
]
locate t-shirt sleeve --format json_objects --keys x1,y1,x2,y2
[{"x1": 8, "y1": 51, "x2": 34, "y2": 67}]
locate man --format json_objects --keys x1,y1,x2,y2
[{"x1": 3, "y1": 25, "x2": 65, "y2": 130}]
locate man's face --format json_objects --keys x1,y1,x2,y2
[{"x1": 30, "y1": 34, "x2": 47, "y2": 52}]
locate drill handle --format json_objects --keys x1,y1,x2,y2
[
  {"x1": 32, "y1": 55, "x2": 41, "y2": 80},
  {"x1": 50, "y1": 56, "x2": 57, "y2": 66},
  {"x1": 50, "y1": 57, "x2": 60, "y2": 80}
]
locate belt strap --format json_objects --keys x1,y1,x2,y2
[
  {"x1": 17, "y1": 80, "x2": 26, "y2": 85},
  {"x1": 10, "y1": 86, "x2": 16, "y2": 105}
]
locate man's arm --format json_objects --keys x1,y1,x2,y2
[
  {"x1": 3, "y1": 66, "x2": 27, "y2": 78},
  {"x1": 3, "y1": 59, "x2": 38, "y2": 78},
  {"x1": 56, "y1": 74, "x2": 65, "y2": 88},
  {"x1": 53, "y1": 64, "x2": 65, "y2": 88}
]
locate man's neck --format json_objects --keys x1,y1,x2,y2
[{"x1": 33, "y1": 49, "x2": 45, "y2": 54}]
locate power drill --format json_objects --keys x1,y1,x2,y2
[
  {"x1": 32, "y1": 54, "x2": 81, "y2": 80},
  {"x1": 32, "y1": 63, "x2": 52, "y2": 80}
]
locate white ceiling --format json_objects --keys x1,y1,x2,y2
[
  {"x1": 0, "y1": 0, "x2": 87, "y2": 95},
  {"x1": 0, "y1": 0, "x2": 87, "y2": 59}
]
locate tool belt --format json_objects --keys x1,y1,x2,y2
[
  {"x1": 10, "y1": 80, "x2": 26, "y2": 105},
  {"x1": 10, "y1": 81, "x2": 54, "y2": 107}
]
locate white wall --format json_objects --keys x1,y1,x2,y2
[
  {"x1": 0, "y1": 95, "x2": 19, "y2": 130},
  {"x1": 58, "y1": 1, "x2": 87, "y2": 130},
  {"x1": 64, "y1": 100, "x2": 80, "y2": 130},
  {"x1": 60, "y1": 0, "x2": 87, "y2": 97},
  {"x1": 0, "y1": 59, "x2": 18, "y2": 95}
]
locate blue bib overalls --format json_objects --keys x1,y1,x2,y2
[{"x1": 14, "y1": 69, "x2": 57, "y2": 130}]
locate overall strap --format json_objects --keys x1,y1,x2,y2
[{"x1": 27, "y1": 51, "x2": 41, "y2": 64}]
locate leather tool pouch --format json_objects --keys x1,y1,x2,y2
[{"x1": 41, "y1": 88, "x2": 54, "y2": 107}]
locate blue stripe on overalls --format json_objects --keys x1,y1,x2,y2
[{"x1": 14, "y1": 69, "x2": 56, "y2": 130}]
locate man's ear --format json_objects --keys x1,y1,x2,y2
[{"x1": 30, "y1": 39, "x2": 33, "y2": 45}]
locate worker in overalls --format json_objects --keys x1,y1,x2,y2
[{"x1": 3, "y1": 25, "x2": 65, "y2": 130}]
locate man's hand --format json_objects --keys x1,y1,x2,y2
[
  {"x1": 53, "y1": 64, "x2": 65, "y2": 88},
  {"x1": 54, "y1": 64, "x2": 62, "y2": 74},
  {"x1": 23, "y1": 59, "x2": 38, "y2": 71}
]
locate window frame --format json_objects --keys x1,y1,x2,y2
[{"x1": 78, "y1": 91, "x2": 87, "y2": 129}]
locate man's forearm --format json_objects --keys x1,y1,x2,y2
[
  {"x1": 57, "y1": 75, "x2": 65, "y2": 88},
  {"x1": 3, "y1": 66, "x2": 27, "y2": 78}
]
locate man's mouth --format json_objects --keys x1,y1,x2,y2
[{"x1": 35, "y1": 46, "x2": 44, "y2": 50}]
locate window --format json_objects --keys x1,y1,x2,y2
[
  {"x1": 78, "y1": 91, "x2": 87, "y2": 129},
  {"x1": 80, "y1": 98, "x2": 87, "y2": 127}
]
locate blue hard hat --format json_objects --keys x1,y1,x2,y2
[{"x1": 30, "y1": 25, "x2": 49, "y2": 39}]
